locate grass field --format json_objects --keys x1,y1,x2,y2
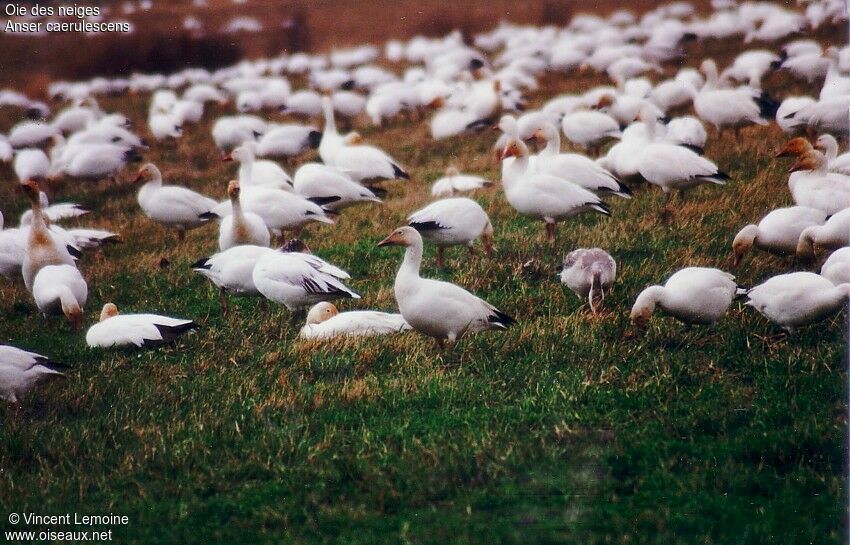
[{"x1": 0, "y1": 20, "x2": 847, "y2": 545}]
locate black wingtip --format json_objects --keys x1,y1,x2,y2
[
  {"x1": 591, "y1": 201, "x2": 612, "y2": 216},
  {"x1": 198, "y1": 211, "x2": 219, "y2": 221},
  {"x1": 713, "y1": 170, "x2": 731, "y2": 181},
  {"x1": 409, "y1": 220, "x2": 447, "y2": 232},
  {"x1": 307, "y1": 130, "x2": 322, "y2": 149},
  {"x1": 307, "y1": 195, "x2": 342, "y2": 206},
  {"x1": 679, "y1": 143, "x2": 705, "y2": 155},
  {"x1": 392, "y1": 163, "x2": 410, "y2": 180},
  {"x1": 489, "y1": 309, "x2": 517, "y2": 327},
  {"x1": 369, "y1": 186, "x2": 388, "y2": 199},
  {"x1": 34, "y1": 357, "x2": 70, "y2": 373},
  {"x1": 66, "y1": 245, "x2": 83, "y2": 259},
  {"x1": 191, "y1": 257, "x2": 211, "y2": 270},
  {"x1": 615, "y1": 181, "x2": 633, "y2": 196},
  {"x1": 756, "y1": 92, "x2": 780, "y2": 119},
  {"x1": 154, "y1": 321, "x2": 199, "y2": 341}
]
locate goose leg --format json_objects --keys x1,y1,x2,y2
[
  {"x1": 482, "y1": 234, "x2": 494, "y2": 258},
  {"x1": 545, "y1": 221, "x2": 556, "y2": 243},
  {"x1": 219, "y1": 287, "x2": 229, "y2": 315},
  {"x1": 436, "y1": 247, "x2": 445, "y2": 268},
  {"x1": 177, "y1": 227, "x2": 186, "y2": 242}
]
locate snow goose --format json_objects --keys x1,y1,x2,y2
[
  {"x1": 224, "y1": 141, "x2": 293, "y2": 190},
  {"x1": 815, "y1": 134, "x2": 850, "y2": 175},
  {"x1": 501, "y1": 137, "x2": 611, "y2": 243},
  {"x1": 148, "y1": 113, "x2": 183, "y2": 141},
  {"x1": 299, "y1": 302, "x2": 411, "y2": 339},
  {"x1": 8, "y1": 121, "x2": 58, "y2": 148},
  {"x1": 86, "y1": 303, "x2": 199, "y2": 348},
  {"x1": 211, "y1": 115, "x2": 267, "y2": 152},
  {"x1": 630, "y1": 267, "x2": 740, "y2": 328},
  {"x1": 560, "y1": 110, "x2": 621, "y2": 155},
  {"x1": 530, "y1": 123, "x2": 631, "y2": 198},
  {"x1": 558, "y1": 248, "x2": 616, "y2": 313},
  {"x1": 48, "y1": 137, "x2": 135, "y2": 182},
  {"x1": 782, "y1": 95, "x2": 850, "y2": 136},
  {"x1": 293, "y1": 163, "x2": 381, "y2": 211},
  {"x1": 0, "y1": 345, "x2": 66, "y2": 405},
  {"x1": 0, "y1": 212, "x2": 24, "y2": 280},
  {"x1": 796, "y1": 207, "x2": 850, "y2": 261},
  {"x1": 431, "y1": 167, "x2": 493, "y2": 197},
  {"x1": 252, "y1": 245, "x2": 359, "y2": 312},
  {"x1": 319, "y1": 96, "x2": 409, "y2": 182},
  {"x1": 745, "y1": 272, "x2": 850, "y2": 333},
  {"x1": 19, "y1": 181, "x2": 77, "y2": 291},
  {"x1": 785, "y1": 150, "x2": 850, "y2": 215},
  {"x1": 732, "y1": 206, "x2": 828, "y2": 265},
  {"x1": 133, "y1": 163, "x2": 218, "y2": 241},
  {"x1": 255, "y1": 124, "x2": 322, "y2": 159},
  {"x1": 193, "y1": 245, "x2": 275, "y2": 312},
  {"x1": 14, "y1": 148, "x2": 50, "y2": 182},
  {"x1": 821, "y1": 248, "x2": 850, "y2": 286},
  {"x1": 694, "y1": 59, "x2": 778, "y2": 132},
  {"x1": 377, "y1": 226, "x2": 515, "y2": 348},
  {"x1": 776, "y1": 96, "x2": 817, "y2": 133},
  {"x1": 407, "y1": 198, "x2": 494, "y2": 268},
  {"x1": 218, "y1": 180, "x2": 270, "y2": 251},
  {"x1": 32, "y1": 264, "x2": 87, "y2": 330}
]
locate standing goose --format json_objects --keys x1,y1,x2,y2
[
  {"x1": 320, "y1": 96, "x2": 409, "y2": 182},
  {"x1": 299, "y1": 302, "x2": 411, "y2": 339},
  {"x1": 430, "y1": 167, "x2": 493, "y2": 197},
  {"x1": 501, "y1": 137, "x2": 610, "y2": 242},
  {"x1": 224, "y1": 141, "x2": 293, "y2": 190},
  {"x1": 0, "y1": 345, "x2": 66, "y2": 405},
  {"x1": 732, "y1": 206, "x2": 828, "y2": 265},
  {"x1": 86, "y1": 303, "x2": 199, "y2": 348},
  {"x1": 694, "y1": 59, "x2": 778, "y2": 132},
  {"x1": 134, "y1": 163, "x2": 218, "y2": 241},
  {"x1": 795, "y1": 207, "x2": 850, "y2": 261},
  {"x1": 407, "y1": 198, "x2": 494, "y2": 268},
  {"x1": 560, "y1": 110, "x2": 622, "y2": 155},
  {"x1": 745, "y1": 272, "x2": 850, "y2": 332},
  {"x1": 32, "y1": 264, "x2": 87, "y2": 330},
  {"x1": 530, "y1": 123, "x2": 631, "y2": 198},
  {"x1": 293, "y1": 163, "x2": 381, "y2": 211},
  {"x1": 19, "y1": 180, "x2": 77, "y2": 291},
  {"x1": 193, "y1": 245, "x2": 275, "y2": 313},
  {"x1": 559, "y1": 248, "x2": 617, "y2": 313},
  {"x1": 218, "y1": 180, "x2": 270, "y2": 251},
  {"x1": 378, "y1": 226, "x2": 515, "y2": 348},
  {"x1": 630, "y1": 267, "x2": 740, "y2": 328}
]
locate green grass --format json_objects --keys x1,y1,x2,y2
[{"x1": 0, "y1": 26, "x2": 847, "y2": 545}]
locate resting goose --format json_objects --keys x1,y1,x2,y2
[
  {"x1": 560, "y1": 110, "x2": 621, "y2": 155},
  {"x1": 0, "y1": 345, "x2": 66, "y2": 405},
  {"x1": 224, "y1": 141, "x2": 293, "y2": 190},
  {"x1": 218, "y1": 180, "x2": 270, "y2": 251},
  {"x1": 32, "y1": 264, "x2": 87, "y2": 330},
  {"x1": 378, "y1": 226, "x2": 515, "y2": 348},
  {"x1": 134, "y1": 163, "x2": 218, "y2": 241},
  {"x1": 501, "y1": 137, "x2": 610, "y2": 243},
  {"x1": 299, "y1": 302, "x2": 411, "y2": 339},
  {"x1": 293, "y1": 163, "x2": 381, "y2": 211},
  {"x1": 732, "y1": 206, "x2": 828, "y2": 265},
  {"x1": 815, "y1": 134, "x2": 850, "y2": 175},
  {"x1": 86, "y1": 303, "x2": 199, "y2": 348},
  {"x1": 407, "y1": 197, "x2": 494, "y2": 268},
  {"x1": 19, "y1": 180, "x2": 77, "y2": 291},
  {"x1": 256, "y1": 124, "x2": 322, "y2": 158},
  {"x1": 252, "y1": 246, "x2": 359, "y2": 312},
  {"x1": 319, "y1": 96, "x2": 409, "y2": 182},
  {"x1": 745, "y1": 272, "x2": 850, "y2": 332},
  {"x1": 694, "y1": 59, "x2": 778, "y2": 131},
  {"x1": 630, "y1": 267, "x2": 739, "y2": 328},
  {"x1": 559, "y1": 248, "x2": 616, "y2": 313},
  {"x1": 14, "y1": 148, "x2": 50, "y2": 182},
  {"x1": 193, "y1": 245, "x2": 274, "y2": 312},
  {"x1": 530, "y1": 123, "x2": 631, "y2": 198},
  {"x1": 19, "y1": 192, "x2": 88, "y2": 226},
  {"x1": 796, "y1": 207, "x2": 850, "y2": 261},
  {"x1": 431, "y1": 167, "x2": 493, "y2": 197},
  {"x1": 786, "y1": 150, "x2": 850, "y2": 215},
  {"x1": 821, "y1": 248, "x2": 850, "y2": 286}
]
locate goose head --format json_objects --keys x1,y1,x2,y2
[
  {"x1": 132, "y1": 163, "x2": 161, "y2": 183},
  {"x1": 698, "y1": 59, "x2": 719, "y2": 82},
  {"x1": 496, "y1": 114, "x2": 518, "y2": 136},
  {"x1": 788, "y1": 150, "x2": 825, "y2": 173},
  {"x1": 99, "y1": 302, "x2": 119, "y2": 321},
  {"x1": 342, "y1": 131, "x2": 363, "y2": 145},
  {"x1": 227, "y1": 179, "x2": 241, "y2": 200},
  {"x1": 814, "y1": 134, "x2": 837, "y2": 153},
  {"x1": 377, "y1": 226, "x2": 421, "y2": 247},
  {"x1": 19, "y1": 179, "x2": 41, "y2": 204},
  {"x1": 775, "y1": 137, "x2": 812, "y2": 158},
  {"x1": 630, "y1": 285, "x2": 663, "y2": 330},
  {"x1": 500, "y1": 138, "x2": 528, "y2": 160},
  {"x1": 306, "y1": 302, "x2": 339, "y2": 325},
  {"x1": 63, "y1": 297, "x2": 84, "y2": 332},
  {"x1": 731, "y1": 224, "x2": 759, "y2": 267},
  {"x1": 224, "y1": 141, "x2": 256, "y2": 163}
]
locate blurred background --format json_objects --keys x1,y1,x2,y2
[{"x1": 1, "y1": 0, "x2": 674, "y2": 95}]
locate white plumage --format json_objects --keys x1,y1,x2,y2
[
  {"x1": 745, "y1": 272, "x2": 850, "y2": 332},
  {"x1": 300, "y1": 302, "x2": 411, "y2": 339}
]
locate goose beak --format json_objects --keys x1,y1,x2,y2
[
  {"x1": 377, "y1": 234, "x2": 398, "y2": 247},
  {"x1": 500, "y1": 146, "x2": 516, "y2": 160},
  {"x1": 222, "y1": 154, "x2": 233, "y2": 162},
  {"x1": 132, "y1": 171, "x2": 144, "y2": 183}
]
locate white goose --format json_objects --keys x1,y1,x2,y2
[
  {"x1": 0, "y1": 345, "x2": 66, "y2": 405},
  {"x1": 319, "y1": 96, "x2": 409, "y2": 182},
  {"x1": 86, "y1": 303, "x2": 199, "y2": 348},
  {"x1": 378, "y1": 226, "x2": 515, "y2": 348},
  {"x1": 299, "y1": 302, "x2": 411, "y2": 339},
  {"x1": 407, "y1": 198, "x2": 494, "y2": 268},
  {"x1": 193, "y1": 245, "x2": 275, "y2": 312},
  {"x1": 224, "y1": 141, "x2": 293, "y2": 190},
  {"x1": 256, "y1": 125, "x2": 322, "y2": 158},
  {"x1": 431, "y1": 167, "x2": 493, "y2": 197},
  {"x1": 14, "y1": 148, "x2": 50, "y2": 182},
  {"x1": 19, "y1": 180, "x2": 77, "y2": 291},
  {"x1": 630, "y1": 267, "x2": 739, "y2": 328},
  {"x1": 19, "y1": 192, "x2": 88, "y2": 226},
  {"x1": 560, "y1": 110, "x2": 621, "y2": 154},
  {"x1": 786, "y1": 150, "x2": 850, "y2": 215},
  {"x1": 530, "y1": 123, "x2": 631, "y2": 198},
  {"x1": 732, "y1": 206, "x2": 828, "y2": 265},
  {"x1": 32, "y1": 264, "x2": 87, "y2": 330},
  {"x1": 694, "y1": 59, "x2": 778, "y2": 131},
  {"x1": 815, "y1": 134, "x2": 850, "y2": 175},
  {"x1": 252, "y1": 246, "x2": 359, "y2": 312},
  {"x1": 293, "y1": 163, "x2": 382, "y2": 211},
  {"x1": 134, "y1": 163, "x2": 218, "y2": 241},
  {"x1": 821, "y1": 248, "x2": 850, "y2": 286},
  {"x1": 218, "y1": 180, "x2": 270, "y2": 251},
  {"x1": 0, "y1": 211, "x2": 24, "y2": 280},
  {"x1": 745, "y1": 272, "x2": 850, "y2": 332},
  {"x1": 559, "y1": 248, "x2": 617, "y2": 313},
  {"x1": 501, "y1": 137, "x2": 610, "y2": 243},
  {"x1": 796, "y1": 207, "x2": 850, "y2": 261}
]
